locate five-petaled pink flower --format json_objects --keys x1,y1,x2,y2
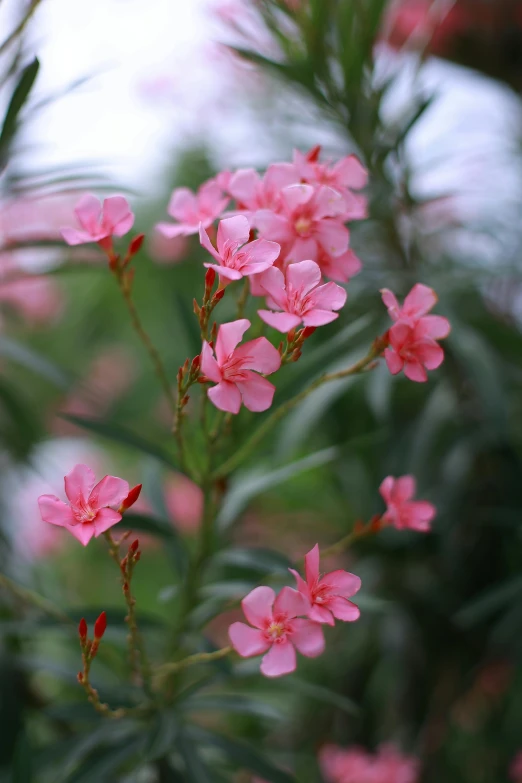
[
  {"x1": 199, "y1": 215, "x2": 280, "y2": 283},
  {"x1": 293, "y1": 147, "x2": 368, "y2": 220},
  {"x1": 156, "y1": 179, "x2": 229, "y2": 238},
  {"x1": 258, "y1": 259, "x2": 347, "y2": 332},
  {"x1": 256, "y1": 183, "x2": 350, "y2": 264},
  {"x1": 379, "y1": 475, "x2": 436, "y2": 533},
  {"x1": 289, "y1": 544, "x2": 361, "y2": 626},
  {"x1": 61, "y1": 194, "x2": 134, "y2": 246},
  {"x1": 381, "y1": 283, "x2": 451, "y2": 382},
  {"x1": 38, "y1": 464, "x2": 130, "y2": 546},
  {"x1": 228, "y1": 585, "x2": 325, "y2": 677},
  {"x1": 201, "y1": 319, "x2": 281, "y2": 414}
]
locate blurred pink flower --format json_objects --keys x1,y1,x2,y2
[
  {"x1": 156, "y1": 180, "x2": 228, "y2": 238},
  {"x1": 148, "y1": 231, "x2": 189, "y2": 264},
  {"x1": 61, "y1": 195, "x2": 134, "y2": 246},
  {"x1": 381, "y1": 284, "x2": 450, "y2": 382},
  {"x1": 165, "y1": 473, "x2": 203, "y2": 534},
  {"x1": 256, "y1": 183, "x2": 349, "y2": 264},
  {"x1": 510, "y1": 751, "x2": 522, "y2": 782},
  {"x1": 228, "y1": 585, "x2": 324, "y2": 677},
  {"x1": 379, "y1": 475, "x2": 436, "y2": 533},
  {"x1": 201, "y1": 318, "x2": 281, "y2": 414},
  {"x1": 320, "y1": 743, "x2": 419, "y2": 783},
  {"x1": 200, "y1": 214, "x2": 280, "y2": 283},
  {"x1": 258, "y1": 259, "x2": 346, "y2": 332},
  {"x1": 289, "y1": 543, "x2": 361, "y2": 626},
  {"x1": 38, "y1": 464, "x2": 130, "y2": 546}
]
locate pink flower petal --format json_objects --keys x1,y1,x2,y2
[
  {"x1": 408, "y1": 501, "x2": 436, "y2": 530},
  {"x1": 379, "y1": 476, "x2": 395, "y2": 504},
  {"x1": 168, "y1": 188, "x2": 198, "y2": 222},
  {"x1": 415, "y1": 339, "x2": 444, "y2": 370},
  {"x1": 156, "y1": 221, "x2": 193, "y2": 238},
  {"x1": 328, "y1": 596, "x2": 360, "y2": 622},
  {"x1": 404, "y1": 360, "x2": 428, "y2": 382},
  {"x1": 93, "y1": 507, "x2": 122, "y2": 536},
  {"x1": 66, "y1": 521, "x2": 96, "y2": 546},
  {"x1": 322, "y1": 570, "x2": 361, "y2": 598},
  {"x1": 258, "y1": 266, "x2": 287, "y2": 308},
  {"x1": 311, "y1": 281, "x2": 347, "y2": 311},
  {"x1": 288, "y1": 567, "x2": 310, "y2": 599},
  {"x1": 384, "y1": 348, "x2": 404, "y2": 375},
  {"x1": 263, "y1": 162, "x2": 298, "y2": 196},
  {"x1": 308, "y1": 605, "x2": 335, "y2": 625},
  {"x1": 291, "y1": 618, "x2": 325, "y2": 657},
  {"x1": 64, "y1": 464, "x2": 96, "y2": 506},
  {"x1": 102, "y1": 196, "x2": 134, "y2": 237},
  {"x1": 204, "y1": 263, "x2": 243, "y2": 282},
  {"x1": 38, "y1": 495, "x2": 75, "y2": 527},
  {"x1": 321, "y1": 248, "x2": 362, "y2": 282},
  {"x1": 89, "y1": 476, "x2": 129, "y2": 509},
  {"x1": 416, "y1": 314, "x2": 451, "y2": 340},
  {"x1": 286, "y1": 260, "x2": 322, "y2": 297},
  {"x1": 274, "y1": 586, "x2": 310, "y2": 618},
  {"x1": 215, "y1": 319, "x2": 251, "y2": 365},
  {"x1": 200, "y1": 341, "x2": 222, "y2": 382},
  {"x1": 233, "y1": 337, "x2": 281, "y2": 374},
  {"x1": 199, "y1": 224, "x2": 221, "y2": 264},
  {"x1": 313, "y1": 186, "x2": 347, "y2": 220},
  {"x1": 74, "y1": 194, "x2": 102, "y2": 233},
  {"x1": 256, "y1": 210, "x2": 291, "y2": 243},
  {"x1": 280, "y1": 183, "x2": 314, "y2": 213},
  {"x1": 243, "y1": 238, "x2": 280, "y2": 268},
  {"x1": 332, "y1": 155, "x2": 368, "y2": 189},
  {"x1": 305, "y1": 544, "x2": 320, "y2": 584},
  {"x1": 229, "y1": 622, "x2": 271, "y2": 657},
  {"x1": 60, "y1": 228, "x2": 95, "y2": 246},
  {"x1": 302, "y1": 309, "x2": 339, "y2": 327},
  {"x1": 242, "y1": 586, "x2": 275, "y2": 629},
  {"x1": 315, "y1": 219, "x2": 349, "y2": 257},
  {"x1": 287, "y1": 236, "x2": 318, "y2": 263},
  {"x1": 228, "y1": 168, "x2": 261, "y2": 207},
  {"x1": 258, "y1": 310, "x2": 302, "y2": 333},
  {"x1": 381, "y1": 288, "x2": 401, "y2": 320},
  {"x1": 404, "y1": 283, "x2": 437, "y2": 318},
  {"x1": 394, "y1": 475, "x2": 416, "y2": 503},
  {"x1": 216, "y1": 215, "x2": 250, "y2": 255},
  {"x1": 236, "y1": 372, "x2": 276, "y2": 413},
  {"x1": 260, "y1": 640, "x2": 296, "y2": 677},
  {"x1": 208, "y1": 380, "x2": 242, "y2": 413}
]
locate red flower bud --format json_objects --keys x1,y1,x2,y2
[
  {"x1": 204, "y1": 267, "x2": 216, "y2": 290},
  {"x1": 128, "y1": 233, "x2": 145, "y2": 258},
  {"x1": 191, "y1": 354, "x2": 200, "y2": 372},
  {"x1": 120, "y1": 484, "x2": 142, "y2": 513},
  {"x1": 78, "y1": 617, "x2": 88, "y2": 643},
  {"x1": 306, "y1": 144, "x2": 321, "y2": 163},
  {"x1": 77, "y1": 672, "x2": 84, "y2": 683},
  {"x1": 94, "y1": 611, "x2": 107, "y2": 640},
  {"x1": 129, "y1": 539, "x2": 139, "y2": 554},
  {"x1": 193, "y1": 299, "x2": 201, "y2": 316},
  {"x1": 212, "y1": 288, "x2": 225, "y2": 304},
  {"x1": 301, "y1": 326, "x2": 316, "y2": 340}
]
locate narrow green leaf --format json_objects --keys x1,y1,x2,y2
[
  {"x1": 183, "y1": 693, "x2": 284, "y2": 721},
  {"x1": 177, "y1": 730, "x2": 215, "y2": 783},
  {"x1": 0, "y1": 57, "x2": 39, "y2": 170},
  {"x1": 0, "y1": 336, "x2": 70, "y2": 387},
  {"x1": 287, "y1": 678, "x2": 359, "y2": 715},
  {"x1": 213, "y1": 547, "x2": 292, "y2": 576},
  {"x1": 120, "y1": 513, "x2": 188, "y2": 577},
  {"x1": 145, "y1": 710, "x2": 179, "y2": 761},
  {"x1": 454, "y1": 577, "x2": 522, "y2": 628}
]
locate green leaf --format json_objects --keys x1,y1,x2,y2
[
  {"x1": 213, "y1": 547, "x2": 292, "y2": 576},
  {"x1": 0, "y1": 337, "x2": 70, "y2": 387},
  {"x1": 60, "y1": 414, "x2": 178, "y2": 468},
  {"x1": 177, "y1": 730, "x2": 215, "y2": 783},
  {"x1": 0, "y1": 57, "x2": 39, "y2": 171},
  {"x1": 145, "y1": 710, "x2": 179, "y2": 761},
  {"x1": 188, "y1": 727, "x2": 297, "y2": 783},
  {"x1": 183, "y1": 693, "x2": 284, "y2": 721},
  {"x1": 63, "y1": 735, "x2": 146, "y2": 783},
  {"x1": 287, "y1": 678, "x2": 359, "y2": 716},
  {"x1": 217, "y1": 447, "x2": 339, "y2": 529},
  {"x1": 120, "y1": 513, "x2": 188, "y2": 577},
  {"x1": 454, "y1": 577, "x2": 522, "y2": 628}
]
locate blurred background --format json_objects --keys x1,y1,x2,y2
[{"x1": 1, "y1": 0, "x2": 522, "y2": 781}]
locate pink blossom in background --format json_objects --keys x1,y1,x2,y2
[
  {"x1": 156, "y1": 180, "x2": 229, "y2": 238},
  {"x1": 256, "y1": 183, "x2": 350, "y2": 264},
  {"x1": 165, "y1": 473, "x2": 203, "y2": 534},
  {"x1": 381, "y1": 284, "x2": 450, "y2": 382},
  {"x1": 148, "y1": 231, "x2": 189, "y2": 264},
  {"x1": 258, "y1": 259, "x2": 346, "y2": 332},
  {"x1": 38, "y1": 464, "x2": 130, "y2": 545},
  {"x1": 289, "y1": 543, "x2": 361, "y2": 626},
  {"x1": 201, "y1": 318, "x2": 281, "y2": 414},
  {"x1": 510, "y1": 751, "x2": 522, "y2": 782},
  {"x1": 199, "y1": 214, "x2": 280, "y2": 282},
  {"x1": 228, "y1": 585, "x2": 324, "y2": 677},
  {"x1": 0, "y1": 194, "x2": 83, "y2": 248},
  {"x1": 293, "y1": 147, "x2": 368, "y2": 220},
  {"x1": 319, "y1": 743, "x2": 420, "y2": 783},
  {"x1": 379, "y1": 475, "x2": 436, "y2": 533},
  {"x1": 227, "y1": 163, "x2": 299, "y2": 220},
  {"x1": 61, "y1": 194, "x2": 134, "y2": 246}
]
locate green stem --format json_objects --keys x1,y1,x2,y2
[
  {"x1": 236, "y1": 278, "x2": 249, "y2": 319},
  {"x1": 154, "y1": 645, "x2": 232, "y2": 685},
  {"x1": 0, "y1": 0, "x2": 42, "y2": 56},
  {"x1": 213, "y1": 344, "x2": 382, "y2": 479}
]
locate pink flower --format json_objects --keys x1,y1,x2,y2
[
  {"x1": 201, "y1": 318, "x2": 281, "y2": 414},
  {"x1": 371, "y1": 745, "x2": 420, "y2": 783},
  {"x1": 199, "y1": 215, "x2": 280, "y2": 282},
  {"x1": 228, "y1": 585, "x2": 324, "y2": 677},
  {"x1": 256, "y1": 183, "x2": 349, "y2": 264},
  {"x1": 156, "y1": 180, "x2": 228, "y2": 238},
  {"x1": 381, "y1": 284, "x2": 450, "y2": 382},
  {"x1": 165, "y1": 473, "x2": 203, "y2": 534},
  {"x1": 293, "y1": 147, "x2": 368, "y2": 220},
  {"x1": 289, "y1": 544, "x2": 361, "y2": 626},
  {"x1": 38, "y1": 464, "x2": 130, "y2": 545},
  {"x1": 510, "y1": 751, "x2": 522, "y2": 782},
  {"x1": 319, "y1": 745, "x2": 372, "y2": 783},
  {"x1": 316, "y1": 246, "x2": 362, "y2": 283},
  {"x1": 61, "y1": 195, "x2": 134, "y2": 246},
  {"x1": 228, "y1": 163, "x2": 299, "y2": 220},
  {"x1": 258, "y1": 259, "x2": 346, "y2": 332},
  {"x1": 379, "y1": 475, "x2": 436, "y2": 533}
]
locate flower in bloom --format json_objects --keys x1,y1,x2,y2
[
  {"x1": 258, "y1": 259, "x2": 346, "y2": 332},
  {"x1": 201, "y1": 318, "x2": 281, "y2": 414},
  {"x1": 319, "y1": 743, "x2": 419, "y2": 783},
  {"x1": 293, "y1": 146, "x2": 368, "y2": 220},
  {"x1": 38, "y1": 464, "x2": 130, "y2": 545},
  {"x1": 381, "y1": 283, "x2": 451, "y2": 382},
  {"x1": 228, "y1": 585, "x2": 324, "y2": 677},
  {"x1": 379, "y1": 475, "x2": 436, "y2": 533},
  {"x1": 156, "y1": 180, "x2": 228, "y2": 238},
  {"x1": 61, "y1": 195, "x2": 134, "y2": 245},
  {"x1": 199, "y1": 214, "x2": 280, "y2": 282},
  {"x1": 316, "y1": 246, "x2": 362, "y2": 284},
  {"x1": 227, "y1": 163, "x2": 299, "y2": 221},
  {"x1": 289, "y1": 543, "x2": 361, "y2": 626},
  {"x1": 256, "y1": 183, "x2": 349, "y2": 264}
]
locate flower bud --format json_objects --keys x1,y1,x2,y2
[
  {"x1": 212, "y1": 288, "x2": 225, "y2": 304},
  {"x1": 301, "y1": 326, "x2": 316, "y2": 340},
  {"x1": 129, "y1": 539, "x2": 139, "y2": 555},
  {"x1": 77, "y1": 671, "x2": 84, "y2": 683},
  {"x1": 94, "y1": 611, "x2": 107, "y2": 641},
  {"x1": 193, "y1": 299, "x2": 201, "y2": 317},
  {"x1": 78, "y1": 617, "x2": 88, "y2": 644},
  {"x1": 127, "y1": 233, "x2": 145, "y2": 258},
  {"x1": 306, "y1": 144, "x2": 321, "y2": 162},
  {"x1": 204, "y1": 267, "x2": 216, "y2": 291},
  {"x1": 119, "y1": 484, "x2": 142, "y2": 513}
]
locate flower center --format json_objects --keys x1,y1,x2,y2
[
  {"x1": 286, "y1": 284, "x2": 312, "y2": 316},
  {"x1": 264, "y1": 614, "x2": 293, "y2": 643},
  {"x1": 311, "y1": 581, "x2": 331, "y2": 605},
  {"x1": 294, "y1": 216, "x2": 312, "y2": 237},
  {"x1": 73, "y1": 498, "x2": 97, "y2": 524},
  {"x1": 221, "y1": 353, "x2": 251, "y2": 382}
]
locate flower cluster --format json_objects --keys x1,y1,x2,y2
[
  {"x1": 228, "y1": 544, "x2": 361, "y2": 677},
  {"x1": 320, "y1": 743, "x2": 419, "y2": 783}
]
